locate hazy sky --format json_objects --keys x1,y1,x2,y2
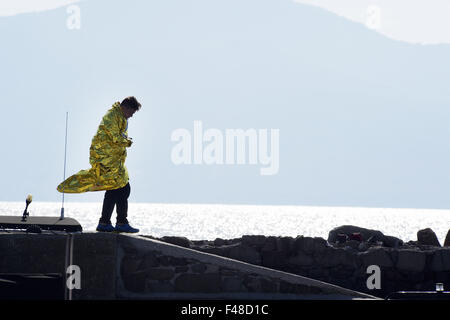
[
  {"x1": 0, "y1": 0, "x2": 80, "y2": 16},
  {"x1": 1, "y1": 0, "x2": 450, "y2": 209},
  {"x1": 294, "y1": 0, "x2": 450, "y2": 44}
]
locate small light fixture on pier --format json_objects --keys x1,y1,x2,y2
[
  {"x1": 0, "y1": 194, "x2": 82, "y2": 232},
  {"x1": 21, "y1": 194, "x2": 33, "y2": 222}
]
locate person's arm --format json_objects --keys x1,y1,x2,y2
[{"x1": 101, "y1": 110, "x2": 132, "y2": 147}]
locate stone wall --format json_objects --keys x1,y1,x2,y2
[
  {"x1": 151, "y1": 235, "x2": 450, "y2": 298},
  {"x1": 2, "y1": 231, "x2": 448, "y2": 299},
  {"x1": 116, "y1": 234, "x2": 374, "y2": 299},
  {"x1": 0, "y1": 232, "x2": 376, "y2": 300}
]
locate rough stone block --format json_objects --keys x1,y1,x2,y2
[
  {"x1": 213, "y1": 238, "x2": 226, "y2": 246},
  {"x1": 261, "y1": 250, "x2": 287, "y2": 269},
  {"x1": 276, "y1": 237, "x2": 294, "y2": 253},
  {"x1": 205, "y1": 264, "x2": 220, "y2": 273},
  {"x1": 417, "y1": 228, "x2": 441, "y2": 247},
  {"x1": 158, "y1": 255, "x2": 190, "y2": 266},
  {"x1": 261, "y1": 236, "x2": 277, "y2": 251},
  {"x1": 242, "y1": 235, "x2": 267, "y2": 248},
  {"x1": 442, "y1": 249, "x2": 450, "y2": 270},
  {"x1": 435, "y1": 272, "x2": 449, "y2": 283},
  {"x1": 360, "y1": 247, "x2": 394, "y2": 268},
  {"x1": 346, "y1": 240, "x2": 360, "y2": 250},
  {"x1": 312, "y1": 237, "x2": 329, "y2": 253},
  {"x1": 287, "y1": 252, "x2": 314, "y2": 266},
  {"x1": 147, "y1": 281, "x2": 175, "y2": 293},
  {"x1": 73, "y1": 255, "x2": 117, "y2": 298},
  {"x1": 315, "y1": 247, "x2": 358, "y2": 268},
  {"x1": 121, "y1": 255, "x2": 142, "y2": 276},
  {"x1": 444, "y1": 230, "x2": 450, "y2": 247},
  {"x1": 160, "y1": 236, "x2": 191, "y2": 248},
  {"x1": 123, "y1": 272, "x2": 146, "y2": 293},
  {"x1": 383, "y1": 235, "x2": 403, "y2": 248},
  {"x1": 175, "y1": 266, "x2": 189, "y2": 273},
  {"x1": 219, "y1": 267, "x2": 239, "y2": 276},
  {"x1": 146, "y1": 268, "x2": 175, "y2": 281},
  {"x1": 141, "y1": 252, "x2": 159, "y2": 269},
  {"x1": 174, "y1": 273, "x2": 221, "y2": 293},
  {"x1": 404, "y1": 271, "x2": 425, "y2": 283},
  {"x1": 229, "y1": 244, "x2": 261, "y2": 265},
  {"x1": 221, "y1": 276, "x2": 246, "y2": 292},
  {"x1": 329, "y1": 266, "x2": 355, "y2": 280},
  {"x1": 307, "y1": 267, "x2": 328, "y2": 280},
  {"x1": 431, "y1": 249, "x2": 450, "y2": 272},
  {"x1": 260, "y1": 278, "x2": 278, "y2": 293},
  {"x1": 191, "y1": 263, "x2": 207, "y2": 273},
  {"x1": 74, "y1": 233, "x2": 117, "y2": 256},
  {"x1": 330, "y1": 278, "x2": 354, "y2": 291},
  {"x1": 396, "y1": 250, "x2": 426, "y2": 272},
  {"x1": 196, "y1": 246, "x2": 229, "y2": 257},
  {"x1": 293, "y1": 236, "x2": 315, "y2": 255},
  {"x1": 279, "y1": 281, "x2": 322, "y2": 295},
  {"x1": 243, "y1": 275, "x2": 262, "y2": 292},
  {"x1": 328, "y1": 225, "x2": 403, "y2": 248},
  {"x1": 328, "y1": 226, "x2": 384, "y2": 243}
]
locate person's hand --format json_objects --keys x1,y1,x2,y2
[{"x1": 127, "y1": 138, "x2": 133, "y2": 147}]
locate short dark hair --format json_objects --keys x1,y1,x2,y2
[{"x1": 121, "y1": 96, "x2": 141, "y2": 111}]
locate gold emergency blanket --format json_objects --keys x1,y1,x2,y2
[{"x1": 57, "y1": 102, "x2": 132, "y2": 193}]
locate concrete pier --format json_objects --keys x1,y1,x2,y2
[{"x1": 0, "y1": 232, "x2": 377, "y2": 300}]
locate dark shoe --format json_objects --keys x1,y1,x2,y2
[
  {"x1": 115, "y1": 223, "x2": 139, "y2": 233},
  {"x1": 96, "y1": 223, "x2": 115, "y2": 232}
]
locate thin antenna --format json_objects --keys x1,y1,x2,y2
[{"x1": 60, "y1": 112, "x2": 68, "y2": 220}]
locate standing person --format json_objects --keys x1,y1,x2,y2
[{"x1": 57, "y1": 96, "x2": 141, "y2": 233}]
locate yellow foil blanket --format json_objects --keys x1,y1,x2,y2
[{"x1": 57, "y1": 102, "x2": 132, "y2": 193}]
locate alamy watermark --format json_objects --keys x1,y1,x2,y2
[
  {"x1": 366, "y1": 265, "x2": 381, "y2": 290},
  {"x1": 66, "y1": 5, "x2": 81, "y2": 30},
  {"x1": 66, "y1": 264, "x2": 81, "y2": 290},
  {"x1": 366, "y1": 5, "x2": 382, "y2": 30},
  {"x1": 171, "y1": 121, "x2": 280, "y2": 175}
]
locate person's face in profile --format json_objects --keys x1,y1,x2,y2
[{"x1": 122, "y1": 106, "x2": 137, "y2": 119}]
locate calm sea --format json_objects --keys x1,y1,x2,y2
[{"x1": 1, "y1": 202, "x2": 449, "y2": 244}]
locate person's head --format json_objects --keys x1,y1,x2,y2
[{"x1": 120, "y1": 96, "x2": 141, "y2": 119}]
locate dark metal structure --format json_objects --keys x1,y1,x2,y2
[
  {"x1": 0, "y1": 194, "x2": 82, "y2": 233},
  {"x1": 0, "y1": 215, "x2": 82, "y2": 232}
]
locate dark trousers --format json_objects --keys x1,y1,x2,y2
[{"x1": 99, "y1": 182, "x2": 130, "y2": 225}]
